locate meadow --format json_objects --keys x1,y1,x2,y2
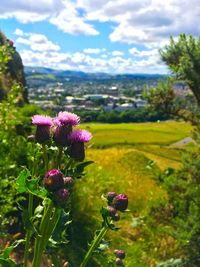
[{"x1": 72, "y1": 121, "x2": 193, "y2": 267}]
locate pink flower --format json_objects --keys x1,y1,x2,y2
[
  {"x1": 32, "y1": 115, "x2": 53, "y2": 126},
  {"x1": 112, "y1": 194, "x2": 128, "y2": 212},
  {"x1": 32, "y1": 115, "x2": 53, "y2": 143},
  {"x1": 44, "y1": 169, "x2": 64, "y2": 191},
  {"x1": 114, "y1": 250, "x2": 125, "y2": 259},
  {"x1": 54, "y1": 111, "x2": 80, "y2": 126},
  {"x1": 69, "y1": 129, "x2": 92, "y2": 143},
  {"x1": 9, "y1": 40, "x2": 14, "y2": 46}
]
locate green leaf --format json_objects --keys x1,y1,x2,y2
[
  {"x1": 16, "y1": 169, "x2": 30, "y2": 193},
  {"x1": 0, "y1": 239, "x2": 24, "y2": 260},
  {"x1": 74, "y1": 161, "x2": 94, "y2": 175},
  {"x1": 26, "y1": 178, "x2": 48, "y2": 199},
  {"x1": 0, "y1": 258, "x2": 21, "y2": 267}
]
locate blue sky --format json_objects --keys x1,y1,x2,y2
[{"x1": 0, "y1": 0, "x2": 199, "y2": 73}]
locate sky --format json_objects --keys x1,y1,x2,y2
[{"x1": 0, "y1": 0, "x2": 199, "y2": 74}]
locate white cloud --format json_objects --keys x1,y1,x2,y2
[
  {"x1": 14, "y1": 28, "x2": 24, "y2": 36},
  {"x1": 0, "y1": 0, "x2": 99, "y2": 36},
  {"x1": 77, "y1": 0, "x2": 200, "y2": 47},
  {"x1": 16, "y1": 32, "x2": 60, "y2": 52},
  {"x1": 19, "y1": 46, "x2": 167, "y2": 74},
  {"x1": 49, "y1": 2, "x2": 99, "y2": 36},
  {"x1": 112, "y1": 50, "x2": 124, "y2": 56},
  {"x1": 83, "y1": 48, "x2": 105, "y2": 54},
  {"x1": 129, "y1": 48, "x2": 159, "y2": 58}
]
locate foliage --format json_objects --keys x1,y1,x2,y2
[
  {"x1": 160, "y1": 34, "x2": 200, "y2": 107},
  {"x1": 146, "y1": 33, "x2": 200, "y2": 267},
  {"x1": 76, "y1": 108, "x2": 170, "y2": 123}
]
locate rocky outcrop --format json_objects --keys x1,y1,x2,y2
[{"x1": 0, "y1": 31, "x2": 28, "y2": 102}]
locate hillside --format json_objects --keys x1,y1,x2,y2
[{"x1": 0, "y1": 32, "x2": 27, "y2": 102}]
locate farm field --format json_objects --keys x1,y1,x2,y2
[{"x1": 72, "y1": 121, "x2": 193, "y2": 266}]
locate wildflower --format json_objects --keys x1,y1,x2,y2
[
  {"x1": 106, "y1": 206, "x2": 117, "y2": 216},
  {"x1": 106, "y1": 192, "x2": 117, "y2": 203},
  {"x1": 114, "y1": 250, "x2": 125, "y2": 259},
  {"x1": 53, "y1": 112, "x2": 80, "y2": 147},
  {"x1": 54, "y1": 188, "x2": 70, "y2": 203},
  {"x1": 44, "y1": 169, "x2": 64, "y2": 191},
  {"x1": 9, "y1": 40, "x2": 14, "y2": 46},
  {"x1": 54, "y1": 111, "x2": 80, "y2": 126},
  {"x1": 64, "y1": 176, "x2": 74, "y2": 188},
  {"x1": 68, "y1": 129, "x2": 92, "y2": 161},
  {"x1": 32, "y1": 115, "x2": 53, "y2": 144},
  {"x1": 112, "y1": 194, "x2": 128, "y2": 212},
  {"x1": 115, "y1": 258, "x2": 124, "y2": 266}
]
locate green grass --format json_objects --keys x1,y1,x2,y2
[
  {"x1": 83, "y1": 121, "x2": 192, "y2": 148},
  {"x1": 28, "y1": 74, "x2": 56, "y2": 80},
  {"x1": 72, "y1": 121, "x2": 193, "y2": 266}
]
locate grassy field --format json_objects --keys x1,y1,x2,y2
[
  {"x1": 72, "y1": 121, "x2": 193, "y2": 266},
  {"x1": 83, "y1": 121, "x2": 192, "y2": 148}
]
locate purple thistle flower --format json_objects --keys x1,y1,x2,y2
[
  {"x1": 54, "y1": 188, "x2": 70, "y2": 203},
  {"x1": 112, "y1": 194, "x2": 128, "y2": 212},
  {"x1": 9, "y1": 40, "x2": 14, "y2": 46},
  {"x1": 114, "y1": 250, "x2": 125, "y2": 259},
  {"x1": 32, "y1": 115, "x2": 53, "y2": 126},
  {"x1": 32, "y1": 115, "x2": 53, "y2": 143},
  {"x1": 44, "y1": 169, "x2": 64, "y2": 191},
  {"x1": 68, "y1": 129, "x2": 92, "y2": 143},
  {"x1": 54, "y1": 111, "x2": 80, "y2": 126},
  {"x1": 53, "y1": 124, "x2": 72, "y2": 147},
  {"x1": 106, "y1": 192, "x2": 117, "y2": 203},
  {"x1": 68, "y1": 129, "x2": 92, "y2": 161}
]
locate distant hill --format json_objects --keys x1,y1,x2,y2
[{"x1": 25, "y1": 66, "x2": 166, "y2": 87}]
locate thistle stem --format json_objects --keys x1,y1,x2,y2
[
  {"x1": 42, "y1": 144, "x2": 48, "y2": 173},
  {"x1": 32, "y1": 200, "x2": 60, "y2": 267},
  {"x1": 80, "y1": 225, "x2": 108, "y2": 267},
  {"x1": 57, "y1": 146, "x2": 63, "y2": 169},
  {"x1": 23, "y1": 193, "x2": 33, "y2": 267}
]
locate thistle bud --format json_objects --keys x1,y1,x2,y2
[
  {"x1": 64, "y1": 176, "x2": 74, "y2": 188},
  {"x1": 106, "y1": 206, "x2": 117, "y2": 217},
  {"x1": 54, "y1": 188, "x2": 70, "y2": 203},
  {"x1": 112, "y1": 194, "x2": 128, "y2": 212},
  {"x1": 68, "y1": 129, "x2": 92, "y2": 161},
  {"x1": 115, "y1": 258, "x2": 124, "y2": 266},
  {"x1": 106, "y1": 192, "x2": 117, "y2": 203},
  {"x1": 44, "y1": 169, "x2": 64, "y2": 191},
  {"x1": 114, "y1": 250, "x2": 125, "y2": 259}
]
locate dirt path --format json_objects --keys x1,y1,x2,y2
[{"x1": 170, "y1": 136, "x2": 194, "y2": 147}]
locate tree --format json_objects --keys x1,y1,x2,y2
[
  {"x1": 145, "y1": 34, "x2": 200, "y2": 266},
  {"x1": 160, "y1": 34, "x2": 200, "y2": 107}
]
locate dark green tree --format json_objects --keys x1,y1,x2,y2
[{"x1": 160, "y1": 34, "x2": 200, "y2": 107}]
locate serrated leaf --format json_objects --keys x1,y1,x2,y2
[
  {"x1": 26, "y1": 178, "x2": 48, "y2": 199},
  {"x1": 16, "y1": 169, "x2": 30, "y2": 193}
]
